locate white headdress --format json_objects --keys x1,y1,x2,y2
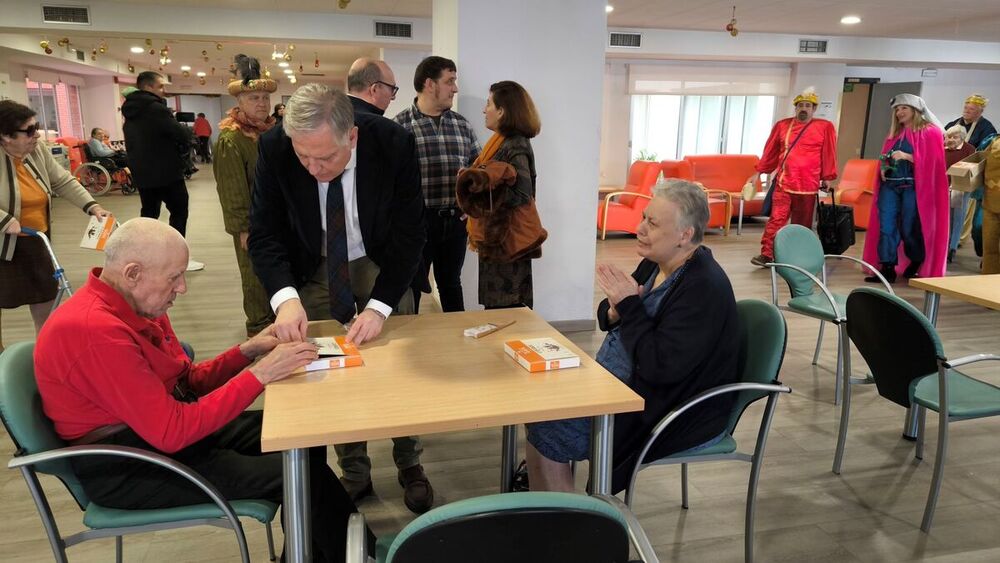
[{"x1": 890, "y1": 93, "x2": 942, "y2": 128}]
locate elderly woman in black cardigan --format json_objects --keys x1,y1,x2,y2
[{"x1": 526, "y1": 180, "x2": 740, "y2": 493}]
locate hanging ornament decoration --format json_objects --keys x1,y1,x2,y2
[
  {"x1": 127, "y1": 59, "x2": 135, "y2": 73},
  {"x1": 210, "y1": 66, "x2": 216, "y2": 75},
  {"x1": 149, "y1": 47, "x2": 156, "y2": 55},
  {"x1": 299, "y1": 63, "x2": 304, "y2": 73},
  {"x1": 338, "y1": 0, "x2": 350, "y2": 8},
  {"x1": 202, "y1": 49, "x2": 209, "y2": 62},
  {"x1": 182, "y1": 70, "x2": 190, "y2": 78},
  {"x1": 264, "y1": 66, "x2": 272, "y2": 79},
  {"x1": 288, "y1": 44, "x2": 295, "y2": 52},
  {"x1": 39, "y1": 39, "x2": 52, "y2": 54},
  {"x1": 91, "y1": 47, "x2": 98, "y2": 61},
  {"x1": 57, "y1": 37, "x2": 70, "y2": 47},
  {"x1": 314, "y1": 52, "x2": 320, "y2": 68},
  {"x1": 726, "y1": 5, "x2": 739, "y2": 37},
  {"x1": 199, "y1": 76, "x2": 206, "y2": 85},
  {"x1": 99, "y1": 39, "x2": 108, "y2": 54},
  {"x1": 284, "y1": 52, "x2": 292, "y2": 62},
  {"x1": 145, "y1": 38, "x2": 153, "y2": 47},
  {"x1": 216, "y1": 42, "x2": 223, "y2": 50}
]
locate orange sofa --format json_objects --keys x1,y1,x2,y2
[
  {"x1": 834, "y1": 159, "x2": 880, "y2": 230},
  {"x1": 683, "y1": 154, "x2": 763, "y2": 234},
  {"x1": 658, "y1": 160, "x2": 732, "y2": 236},
  {"x1": 597, "y1": 160, "x2": 661, "y2": 239}
]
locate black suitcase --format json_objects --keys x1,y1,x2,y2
[{"x1": 816, "y1": 192, "x2": 855, "y2": 255}]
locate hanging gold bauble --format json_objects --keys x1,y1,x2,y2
[
  {"x1": 91, "y1": 48, "x2": 97, "y2": 61},
  {"x1": 45, "y1": 47, "x2": 53, "y2": 55},
  {"x1": 57, "y1": 38, "x2": 70, "y2": 47},
  {"x1": 199, "y1": 77, "x2": 206, "y2": 85},
  {"x1": 284, "y1": 52, "x2": 292, "y2": 62},
  {"x1": 216, "y1": 43, "x2": 223, "y2": 50},
  {"x1": 99, "y1": 40, "x2": 107, "y2": 54},
  {"x1": 149, "y1": 48, "x2": 156, "y2": 56},
  {"x1": 160, "y1": 47, "x2": 169, "y2": 58},
  {"x1": 210, "y1": 67, "x2": 216, "y2": 75},
  {"x1": 288, "y1": 44, "x2": 295, "y2": 51},
  {"x1": 145, "y1": 38, "x2": 153, "y2": 47},
  {"x1": 39, "y1": 39, "x2": 50, "y2": 50},
  {"x1": 128, "y1": 63, "x2": 135, "y2": 73},
  {"x1": 182, "y1": 70, "x2": 190, "y2": 78},
  {"x1": 264, "y1": 68, "x2": 271, "y2": 79}
]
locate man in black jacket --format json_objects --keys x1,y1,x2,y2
[
  {"x1": 345, "y1": 57, "x2": 397, "y2": 117},
  {"x1": 122, "y1": 71, "x2": 203, "y2": 270},
  {"x1": 249, "y1": 83, "x2": 434, "y2": 513}
]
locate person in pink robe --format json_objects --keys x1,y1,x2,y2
[{"x1": 863, "y1": 94, "x2": 949, "y2": 282}]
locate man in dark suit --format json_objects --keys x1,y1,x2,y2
[{"x1": 249, "y1": 83, "x2": 434, "y2": 513}]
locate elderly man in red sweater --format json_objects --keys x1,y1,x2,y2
[{"x1": 34, "y1": 217, "x2": 369, "y2": 562}]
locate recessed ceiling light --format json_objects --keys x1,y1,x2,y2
[
  {"x1": 196, "y1": 71, "x2": 206, "y2": 77},
  {"x1": 606, "y1": 4, "x2": 614, "y2": 13},
  {"x1": 278, "y1": 61, "x2": 289, "y2": 68},
  {"x1": 130, "y1": 46, "x2": 144, "y2": 54},
  {"x1": 283, "y1": 69, "x2": 293, "y2": 74},
  {"x1": 180, "y1": 65, "x2": 191, "y2": 71},
  {"x1": 840, "y1": 15, "x2": 861, "y2": 25}
]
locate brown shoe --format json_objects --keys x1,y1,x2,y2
[
  {"x1": 750, "y1": 254, "x2": 773, "y2": 267},
  {"x1": 339, "y1": 477, "x2": 374, "y2": 503},
  {"x1": 398, "y1": 464, "x2": 434, "y2": 514}
]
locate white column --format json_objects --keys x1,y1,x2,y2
[
  {"x1": 781, "y1": 62, "x2": 848, "y2": 126},
  {"x1": 380, "y1": 47, "x2": 430, "y2": 119},
  {"x1": 1, "y1": 61, "x2": 29, "y2": 104},
  {"x1": 434, "y1": 0, "x2": 606, "y2": 325},
  {"x1": 81, "y1": 75, "x2": 124, "y2": 140}
]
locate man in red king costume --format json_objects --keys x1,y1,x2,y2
[{"x1": 750, "y1": 88, "x2": 838, "y2": 266}]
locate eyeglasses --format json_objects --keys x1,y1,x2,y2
[
  {"x1": 15, "y1": 124, "x2": 40, "y2": 137},
  {"x1": 373, "y1": 81, "x2": 399, "y2": 96}
]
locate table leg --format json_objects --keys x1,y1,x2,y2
[
  {"x1": 500, "y1": 425, "x2": 518, "y2": 492},
  {"x1": 904, "y1": 291, "x2": 941, "y2": 440},
  {"x1": 282, "y1": 448, "x2": 311, "y2": 563},
  {"x1": 590, "y1": 414, "x2": 614, "y2": 495}
]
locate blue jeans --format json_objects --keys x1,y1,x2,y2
[
  {"x1": 877, "y1": 184, "x2": 925, "y2": 265},
  {"x1": 950, "y1": 192, "x2": 971, "y2": 251}
]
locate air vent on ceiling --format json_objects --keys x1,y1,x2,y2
[
  {"x1": 609, "y1": 32, "x2": 642, "y2": 48},
  {"x1": 375, "y1": 21, "x2": 413, "y2": 39},
  {"x1": 799, "y1": 39, "x2": 828, "y2": 54},
  {"x1": 42, "y1": 5, "x2": 91, "y2": 25}
]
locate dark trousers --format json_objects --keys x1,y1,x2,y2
[
  {"x1": 71, "y1": 411, "x2": 370, "y2": 562},
  {"x1": 139, "y1": 179, "x2": 189, "y2": 237},
  {"x1": 415, "y1": 210, "x2": 468, "y2": 313},
  {"x1": 877, "y1": 184, "x2": 925, "y2": 265},
  {"x1": 196, "y1": 136, "x2": 212, "y2": 162}
]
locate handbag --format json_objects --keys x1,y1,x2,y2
[
  {"x1": 497, "y1": 198, "x2": 548, "y2": 263},
  {"x1": 816, "y1": 191, "x2": 855, "y2": 255},
  {"x1": 741, "y1": 181, "x2": 757, "y2": 202}
]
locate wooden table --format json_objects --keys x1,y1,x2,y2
[
  {"x1": 261, "y1": 308, "x2": 644, "y2": 563},
  {"x1": 910, "y1": 274, "x2": 1000, "y2": 325}
]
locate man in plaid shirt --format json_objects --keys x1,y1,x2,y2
[{"x1": 394, "y1": 56, "x2": 481, "y2": 313}]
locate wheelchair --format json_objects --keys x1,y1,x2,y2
[{"x1": 74, "y1": 143, "x2": 136, "y2": 196}]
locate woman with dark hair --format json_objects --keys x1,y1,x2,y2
[
  {"x1": 0, "y1": 100, "x2": 111, "y2": 349},
  {"x1": 467, "y1": 80, "x2": 543, "y2": 309},
  {"x1": 272, "y1": 103, "x2": 285, "y2": 124}
]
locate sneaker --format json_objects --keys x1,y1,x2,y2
[
  {"x1": 186, "y1": 259, "x2": 205, "y2": 272},
  {"x1": 750, "y1": 254, "x2": 772, "y2": 267}
]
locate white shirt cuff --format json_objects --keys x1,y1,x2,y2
[
  {"x1": 366, "y1": 299, "x2": 393, "y2": 320},
  {"x1": 270, "y1": 287, "x2": 301, "y2": 314}
]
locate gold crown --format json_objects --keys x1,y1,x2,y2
[
  {"x1": 227, "y1": 78, "x2": 278, "y2": 97},
  {"x1": 793, "y1": 91, "x2": 819, "y2": 106},
  {"x1": 966, "y1": 94, "x2": 989, "y2": 107}
]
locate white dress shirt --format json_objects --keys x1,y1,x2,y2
[{"x1": 269, "y1": 148, "x2": 393, "y2": 320}]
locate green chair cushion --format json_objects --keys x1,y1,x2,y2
[
  {"x1": 912, "y1": 370, "x2": 1000, "y2": 419},
  {"x1": 83, "y1": 499, "x2": 278, "y2": 529},
  {"x1": 787, "y1": 293, "x2": 847, "y2": 321},
  {"x1": 662, "y1": 434, "x2": 737, "y2": 459},
  {"x1": 385, "y1": 492, "x2": 627, "y2": 562},
  {"x1": 375, "y1": 534, "x2": 397, "y2": 563}
]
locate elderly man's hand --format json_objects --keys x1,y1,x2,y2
[
  {"x1": 274, "y1": 299, "x2": 309, "y2": 342},
  {"x1": 597, "y1": 263, "x2": 643, "y2": 309},
  {"x1": 345, "y1": 309, "x2": 384, "y2": 345},
  {"x1": 239, "y1": 324, "x2": 281, "y2": 360},
  {"x1": 250, "y1": 341, "x2": 319, "y2": 385}
]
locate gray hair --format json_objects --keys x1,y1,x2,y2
[
  {"x1": 944, "y1": 124, "x2": 967, "y2": 140},
  {"x1": 346, "y1": 59, "x2": 383, "y2": 94},
  {"x1": 283, "y1": 83, "x2": 354, "y2": 139},
  {"x1": 652, "y1": 179, "x2": 710, "y2": 244}
]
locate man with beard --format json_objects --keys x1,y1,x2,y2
[{"x1": 749, "y1": 88, "x2": 838, "y2": 266}]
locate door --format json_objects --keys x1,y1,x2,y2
[
  {"x1": 837, "y1": 82, "x2": 871, "y2": 173},
  {"x1": 862, "y1": 82, "x2": 922, "y2": 159}
]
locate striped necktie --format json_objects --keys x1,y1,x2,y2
[{"x1": 326, "y1": 174, "x2": 355, "y2": 323}]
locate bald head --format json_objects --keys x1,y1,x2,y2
[
  {"x1": 101, "y1": 218, "x2": 190, "y2": 318},
  {"x1": 346, "y1": 58, "x2": 396, "y2": 111}
]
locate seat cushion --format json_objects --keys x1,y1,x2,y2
[
  {"x1": 663, "y1": 434, "x2": 737, "y2": 459},
  {"x1": 787, "y1": 293, "x2": 847, "y2": 321},
  {"x1": 376, "y1": 534, "x2": 397, "y2": 563},
  {"x1": 83, "y1": 499, "x2": 279, "y2": 529},
  {"x1": 912, "y1": 370, "x2": 1000, "y2": 419}
]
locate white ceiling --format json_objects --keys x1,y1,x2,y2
[{"x1": 102, "y1": 0, "x2": 1000, "y2": 42}]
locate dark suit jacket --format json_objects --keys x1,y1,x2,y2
[
  {"x1": 249, "y1": 112, "x2": 426, "y2": 310},
  {"x1": 597, "y1": 246, "x2": 740, "y2": 493},
  {"x1": 349, "y1": 95, "x2": 385, "y2": 117}
]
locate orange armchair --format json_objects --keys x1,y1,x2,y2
[
  {"x1": 834, "y1": 159, "x2": 880, "y2": 230},
  {"x1": 683, "y1": 154, "x2": 763, "y2": 234},
  {"x1": 658, "y1": 160, "x2": 732, "y2": 236},
  {"x1": 597, "y1": 160, "x2": 661, "y2": 239}
]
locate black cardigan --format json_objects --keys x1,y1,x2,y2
[{"x1": 598, "y1": 246, "x2": 740, "y2": 493}]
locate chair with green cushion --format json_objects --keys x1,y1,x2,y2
[
  {"x1": 0, "y1": 341, "x2": 278, "y2": 563},
  {"x1": 768, "y1": 224, "x2": 891, "y2": 409},
  {"x1": 838, "y1": 288, "x2": 1000, "y2": 531},
  {"x1": 622, "y1": 299, "x2": 791, "y2": 563},
  {"x1": 346, "y1": 491, "x2": 659, "y2": 563}
]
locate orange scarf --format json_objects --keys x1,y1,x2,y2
[
  {"x1": 473, "y1": 133, "x2": 505, "y2": 166},
  {"x1": 218, "y1": 107, "x2": 275, "y2": 141}
]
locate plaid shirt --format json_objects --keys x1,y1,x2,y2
[{"x1": 394, "y1": 102, "x2": 481, "y2": 208}]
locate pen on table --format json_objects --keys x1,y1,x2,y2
[{"x1": 475, "y1": 320, "x2": 516, "y2": 339}]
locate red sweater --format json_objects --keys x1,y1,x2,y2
[
  {"x1": 756, "y1": 118, "x2": 839, "y2": 194},
  {"x1": 35, "y1": 269, "x2": 264, "y2": 453},
  {"x1": 193, "y1": 117, "x2": 212, "y2": 137}
]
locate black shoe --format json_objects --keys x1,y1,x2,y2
[
  {"x1": 947, "y1": 249, "x2": 956, "y2": 263},
  {"x1": 398, "y1": 464, "x2": 434, "y2": 514},
  {"x1": 339, "y1": 477, "x2": 374, "y2": 503},
  {"x1": 865, "y1": 264, "x2": 896, "y2": 284},
  {"x1": 902, "y1": 261, "x2": 922, "y2": 279},
  {"x1": 512, "y1": 460, "x2": 530, "y2": 492}
]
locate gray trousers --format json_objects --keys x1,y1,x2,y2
[{"x1": 300, "y1": 256, "x2": 421, "y2": 481}]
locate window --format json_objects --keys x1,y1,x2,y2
[
  {"x1": 630, "y1": 94, "x2": 775, "y2": 162},
  {"x1": 25, "y1": 80, "x2": 84, "y2": 140}
]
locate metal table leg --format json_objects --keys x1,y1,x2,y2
[
  {"x1": 500, "y1": 425, "x2": 518, "y2": 492},
  {"x1": 903, "y1": 291, "x2": 941, "y2": 440},
  {"x1": 591, "y1": 414, "x2": 614, "y2": 495},
  {"x1": 283, "y1": 448, "x2": 311, "y2": 563}
]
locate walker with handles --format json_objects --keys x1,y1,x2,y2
[{"x1": 20, "y1": 227, "x2": 72, "y2": 313}]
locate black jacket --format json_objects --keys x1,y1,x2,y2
[
  {"x1": 349, "y1": 95, "x2": 385, "y2": 117},
  {"x1": 249, "y1": 111, "x2": 426, "y2": 309},
  {"x1": 598, "y1": 246, "x2": 740, "y2": 493},
  {"x1": 122, "y1": 90, "x2": 190, "y2": 189}
]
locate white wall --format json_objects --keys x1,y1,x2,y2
[
  {"x1": 175, "y1": 95, "x2": 224, "y2": 145},
  {"x1": 80, "y1": 75, "x2": 122, "y2": 141},
  {"x1": 599, "y1": 62, "x2": 630, "y2": 187},
  {"x1": 381, "y1": 48, "x2": 430, "y2": 119},
  {"x1": 781, "y1": 62, "x2": 847, "y2": 124}
]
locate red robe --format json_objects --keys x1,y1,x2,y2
[
  {"x1": 862, "y1": 125, "x2": 949, "y2": 278},
  {"x1": 756, "y1": 118, "x2": 838, "y2": 193}
]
